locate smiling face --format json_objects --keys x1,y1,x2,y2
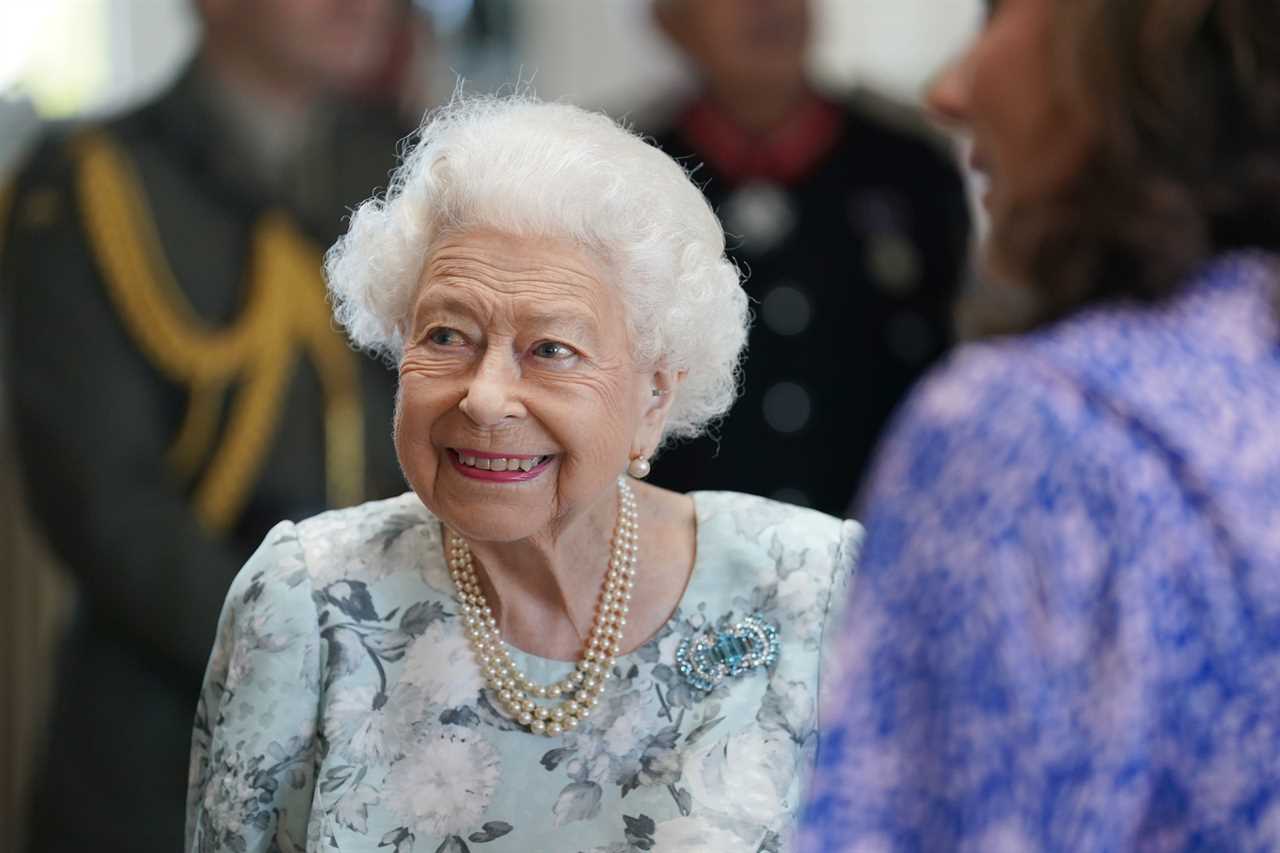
[
  {"x1": 396, "y1": 230, "x2": 676, "y2": 543},
  {"x1": 928, "y1": 0, "x2": 1094, "y2": 238}
]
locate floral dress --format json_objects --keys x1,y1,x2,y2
[{"x1": 187, "y1": 491, "x2": 860, "y2": 853}]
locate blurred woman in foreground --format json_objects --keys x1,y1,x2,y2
[{"x1": 800, "y1": 0, "x2": 1280, "y2": 849}]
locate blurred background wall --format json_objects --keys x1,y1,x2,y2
[
  {"x1": 0, "y1": 0, "x2": 981, "y2": 141},
  {"x1": 0, "y1": 0, "x2": 981, "y2": 844}
]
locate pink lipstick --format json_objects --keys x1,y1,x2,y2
[{"x1": 448, "y1": 449, "x2": 555, "y2": 482}]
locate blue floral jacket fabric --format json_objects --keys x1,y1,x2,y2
[
  {"x1": 798, "y1": 254, "x2": 1280, "y2": 851},
  {"x1": 187, "y1": 491, "x2": 860, "y2": 852}
]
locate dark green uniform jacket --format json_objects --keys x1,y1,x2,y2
[{"x1": 1, "y1": 64, "x2": 408, "y2": 852}]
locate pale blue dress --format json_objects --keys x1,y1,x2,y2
[{"x1": 186, "y1": 491, "x2": 860, "y2": 853}]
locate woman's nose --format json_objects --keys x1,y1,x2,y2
[
  {"x1": 926, "y1": 53, "x2": 974, "y2": 128},
  {"x1": 458, "y1": 350, "x2": 526, "y2": 426}
]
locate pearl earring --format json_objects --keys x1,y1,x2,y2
[{"x1": 627, "y1": 455, "x2": 651, "y2": 479}]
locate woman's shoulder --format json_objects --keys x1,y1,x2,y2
[
  {"x1": 927, "y1": 255, "x2": 1276, "y2": 421},
  {"x1": 692, "y1": 491, "x2": 853, "y2": 540},
  {"x1": 290, "y1": 491, "x2": 442, "y2": 588},
  {"x1": 690, "y1": 491, "x2": 862, "y2": 586},
  {"x1": 892, "y1": 334, "x2": 1099, "y2": 454}
]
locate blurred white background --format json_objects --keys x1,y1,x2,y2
[{"x1": 0, "y1": 0, "x2": 983, "y2": 171}]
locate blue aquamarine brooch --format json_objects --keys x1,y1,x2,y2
[{"x1": 675, "y1": 613, "x2": 780, "y2": 692}]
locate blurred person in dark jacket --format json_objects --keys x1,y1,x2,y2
[
  {"x1": 646, "y1": 0, "x2": 971, "y2": 515},
  {"x1": 0, "y1": 1, "x2": 426, "y2": 850}
]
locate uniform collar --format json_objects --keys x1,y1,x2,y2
[{"x1": 677, "y1": 91, "x2": 843, "y2": 186}]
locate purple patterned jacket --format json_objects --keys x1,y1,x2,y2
[{"x1": 799, "y1": 253, "x2": 1280, "y2": 852}]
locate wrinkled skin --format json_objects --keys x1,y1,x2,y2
[{"x1": 395, "y1": 230, "x2": 691, "y2": 659}]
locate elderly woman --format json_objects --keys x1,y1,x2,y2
[
  {"x1": 800, "y1": 0, "x2": 1280, "y2": 850},
  {"x1": 185, "y1": 96, "x2": 859, "y2": 852}
]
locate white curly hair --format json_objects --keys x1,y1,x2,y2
[{"x1": 324, "y1": 93, "x2": 749, "y2": 445}]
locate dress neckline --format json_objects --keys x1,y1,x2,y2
[{"x1": 434, "y1": 492, "x2": 709, "y2": 672}]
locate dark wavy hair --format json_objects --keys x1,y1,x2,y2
[{"x1": 974, "y1": 0, "x2": 1280, "y2": 335}]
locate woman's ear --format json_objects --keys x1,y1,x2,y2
[{"x1": 631, "y1": 366, "x2": 687, "y2": 459}]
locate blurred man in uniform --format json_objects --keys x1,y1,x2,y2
[
  {"x1": 0, "y1": 1, "x2": 425, "y2": 849},
  {"x1": 648, "y1": 0, "x2": 971, "y2": 514}
]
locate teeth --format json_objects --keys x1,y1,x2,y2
[{"x1": 455, "y1": 452, "x2": 547, "y2": 472}]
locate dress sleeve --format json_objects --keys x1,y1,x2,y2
[
  {"x1": 186, "y1": 521, "x2": 322, "y2": 853},
  {"x1": 797, "y1": 346, "x2": 1170, "y2": 852},
  {"x1": 816, "y1": 518, "x2": 863, "y2": 729}
]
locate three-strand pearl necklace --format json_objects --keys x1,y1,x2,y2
[{"x1": 448, "y1": 477, "x2": 638, "y2": 736}]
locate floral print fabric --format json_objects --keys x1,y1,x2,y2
[
  {"x1": 798, "y1": 254, "x2": 1280, "y2": 851},
  {"x1": 187, "y1": 491, "x2": 859, "y2": 852}
]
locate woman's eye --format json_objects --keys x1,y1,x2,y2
[
  {"x1": 532, "y1": 341, "x2": 577, "y2": 360},
  {"x1": 427, "y1": 327, "x2": 466, "y2": 346}
]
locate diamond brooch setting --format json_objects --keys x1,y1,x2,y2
[{"x1": 675, "y1": 613, "x2": 780, "y2": 693}]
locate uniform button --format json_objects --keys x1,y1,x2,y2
[
  {"x1": 867, "y1": 232, "x2": 922, "y2": 297},
  {"x1": 771, "y1": 488, "x2": 811, "y2": 508},
  {"x1": 762, "y1": 284, "x2": 812, "y2": 336},
  {"x1": 722, "y1": 181, "x2": 796, "y2": 254},
  {"x1": 762, "y1": 381, "x2": 811, "y2": 433}
]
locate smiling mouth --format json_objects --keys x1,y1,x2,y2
[{"x1": 448, "y1": 449, "x2": 555, "y2": 473}]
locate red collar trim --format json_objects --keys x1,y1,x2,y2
[{"x1": 679, "y1": 94, "x2": 843, "y2": 185}]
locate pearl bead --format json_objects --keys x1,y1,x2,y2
[{"x1": 448, "y1": 481, "x2": 638, "y2": 736}]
